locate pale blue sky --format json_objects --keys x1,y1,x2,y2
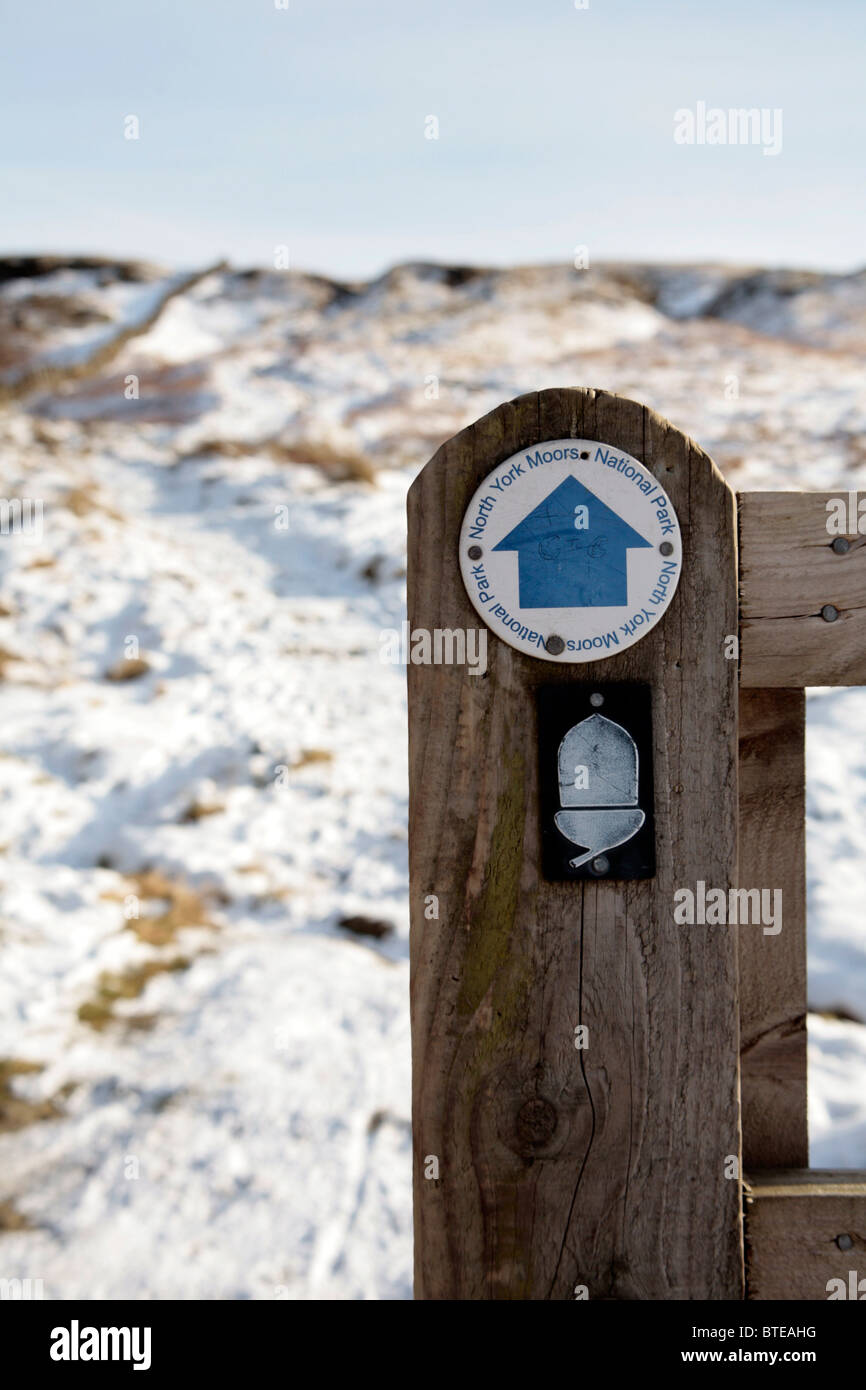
[{"x1": 1, "y1": 0, "x2": 863, "y2": 277}]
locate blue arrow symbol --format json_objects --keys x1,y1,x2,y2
[{"x1": 492, "y1": 476, "x2": 652, "y2": 609}]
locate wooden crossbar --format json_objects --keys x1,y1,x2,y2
[
  {"x1": 745, "y1": 1171, "x2": 866, "y2": 1299},
  {"x1": 740, "y1": 492, "x2": 866, "y2": 687}
]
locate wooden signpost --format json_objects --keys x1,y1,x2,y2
[
  {"x1": 407, "y1": 387, "x2": 866, "y2": 1300},
  {"x1": 408, "y1": 389, "x2": 741, "y2": 1299}
]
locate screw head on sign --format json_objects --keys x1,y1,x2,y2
[
  {"x1": 832, "y1": 537, "x2": 851, "y2": 555},
  {"x1": 545, "y1": 635, "x2": 565, "y2": 655},
  {"x1": 590, "y1": 855, "x2": 610, "y2": 876},
  {"x1": 836, "y1": 1233, "x2": 854, "y2": 1251},
  {"x1": 589, "y1": 692, "x2": 604, "y2": 707},
  {"x1": 468, "y1": 545, "x2": 483, "y2": 560},
  {"x1": 821, "y1": 604, "x2": 840, "y2": 622},
  {"x1": 659, "y1": 541, "x2": 674, "y2": 556}
]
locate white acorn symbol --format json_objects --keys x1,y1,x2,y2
[{"x1": 554, "y1": 714, "x2": 645, "y2": 869}]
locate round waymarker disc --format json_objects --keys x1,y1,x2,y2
[{"x1": 458, "y1": 438, "x2": 681, "y2": 662}]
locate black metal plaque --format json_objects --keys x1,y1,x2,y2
[{"x1": 536, "y1": 683, "x2": 655, "y2": 881}]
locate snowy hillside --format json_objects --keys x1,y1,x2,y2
[{"x1": 0, "y1": 255, "x2": 865, "y2": 1298}]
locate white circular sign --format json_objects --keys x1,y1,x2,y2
[{"x1": 459, "y1": 438, "x2": 682, "y2": 662}]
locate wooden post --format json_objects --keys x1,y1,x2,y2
[
  {"x1": 737, "y1": 689, "x2": 807, "y2": 1170},
  {"x1": 407, "y1": 388, "x2": 743, "y2": 1300}
]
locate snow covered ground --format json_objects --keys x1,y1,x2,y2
[{"x1": 0, "y1": 257, "x2": 864, "y2": 1298}]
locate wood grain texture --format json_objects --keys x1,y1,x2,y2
[
  {"x1": 746, "y1": 1170, "x2": 866, "y2": 1300},
  {"x1": 738, "y1": 689, "x2": 807, "y2": 1169},
  {"x1": 408, "y1": 388, "x2": 743, "y2": 1300},
  {"x1": 740, "y1": 492, "x2": 866, "y2": 686}
]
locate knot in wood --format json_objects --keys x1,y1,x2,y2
[{"x1": 515, "y1": 1097, "x2": 557, "y2": 1149}]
